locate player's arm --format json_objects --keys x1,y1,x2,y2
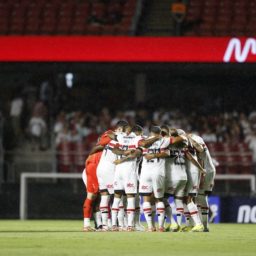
[
  {"x1": 114, "y1": 149, "x2": 142, "y2": 165},
  {"x1": 196, "y1": 151, "x2": 204, "y2": 168},
  {"x1": 89, "y1": 144, "x2": 104, "y2": 155},
  {"x1": 111, "y1": 147, "x2": 133, "y2": 156},
  {"x1": 138, "y1": 135, "x2": 161, "y2": 148},
  {"x1": 144, "y1": 151, "x2": 169, "y2": 160},
  {"x1": 187, "y1": 135, "x2": 205, "y2": 153},
  {"x1": 185, "y1": 151, "x2": 206, "y2": 175}
]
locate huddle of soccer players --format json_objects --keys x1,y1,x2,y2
[{"x1": 82, "y1": 120, "x2": 216, "y2": 232}]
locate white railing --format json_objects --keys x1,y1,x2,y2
[{"x1": 19, "y1": 172, "x2": 256, "y2": 220}]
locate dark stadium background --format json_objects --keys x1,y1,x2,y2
[{"x1": 0, "y1": 0, "x2": 256, "y2": 223}]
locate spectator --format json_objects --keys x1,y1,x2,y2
[
  {"x1": 201, "y1": 127, "x2": 217, "y2": 143},
  {"x1": 245, "y1": 128, "x2": 256, "y2": 174},
  {"x1": 10, "y1": 94, "x2": 23, "y2": 145},
  {"x1": 55, "y1": 123, "x2": 71, "y2": 146},
  {"x1": 28, "y1": 113, "x2": 47, "y2": 151}
]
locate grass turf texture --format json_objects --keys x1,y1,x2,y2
[{"x1": 0, "y1": 221, "x2": 255, "y2": 256}]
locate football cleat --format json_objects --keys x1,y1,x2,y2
[
  {"x1": 101, "y1": 225, "x2": 110, "y2": 232},
  {"x1": 127, "y1": 226, "x2": 135, "y2": 232},
  {"x1": 157, "y1": 227, "x2": 166, "y2": 232},
  {"x1": 83, "y1": 226, "x2": 95, "y2": 232},
  {"x1": 135, "y1": 224, "x2": 145, "y2": 232},
  {"x1": 203, "y1": 227, "x2": 210, "y2": 232},
  {"x1": 170, "y1": 223, "x2": 181, "y2": 232},
  {"x1": 181, "y1": 226, "x2": 193, "y2": 232},
  {"x1": 146, "y1": 227, "x2": 156, "y2": 232},
  {"x1": 191, "y1": 224, "x2": 204, "y2": 232},
  {"x1": 112, "y1": 225, "x2": 119, "y2": 232}
]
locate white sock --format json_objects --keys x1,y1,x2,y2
[
  {"x1": 111, "y1": 197, "x2": 121, "y2": 226},
  {"x1": 93, "y1": 211, "x2": 102, "y2": 228},
  {"x1": 84, "y1": 218, "x2": 90, "y2": 227},
  {"x1": 183, "y1": 203, "x2": 192, "y2": 227},
  {"x1": 127, "y1": 197, "x2": 135, "y2": 227},
  {"x1": 143, "y1": 201, "x2": 152, "y2": 229},
  {"x1": 196, "y1": 201, "x2": 203, "y2": 222},
  {"x1": 118, "y1": 199, "x2": 125, "y2": 228},
  {"x1": 187, "y1": 201, "x2": 202, "y2": 226},
  {"x1": 156, "y1": 201, "x2": 165, "y2": 228},
  {"x1": 198, "y1": 194, "x2": 209, "y2": 229},
  {"x1": 99, "y1": 195, "x2": 109, "y2": 227},
  {"x1": 175, "y1": 198, "x2": 184, "y2": 226}
]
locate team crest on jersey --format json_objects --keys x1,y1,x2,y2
[{"x1": 127, "y1": 183, "x2": 134, "y2": 188}]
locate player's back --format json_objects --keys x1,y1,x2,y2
[
  {"x1": 141, "y1": 137, "x2": 169, "y2": 172},
  {"x1": 190, "y1": 134, "x2": 215, "y2": 172}
]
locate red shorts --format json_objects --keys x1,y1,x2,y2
[{"x1": 85, "y1": 161, "x2": 99, "y2": 194}]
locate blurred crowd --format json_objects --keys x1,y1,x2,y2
[
  {"x1": 52, "y1": 108, "x2": 256, "y2": 166},
  {"x1": 53, "y1": 108, "x2": 256, "y2": 145},
  {"x1": 2, "y1": 91, "x2": 256, "y2": 165}
]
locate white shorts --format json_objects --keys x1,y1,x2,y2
[
  {"x1": 199, "y1": 171, "x2": 215, "y2": 193},
  {"x1": 97, "y1": 161, "x2": 115, "y2": 195},
  {"x1": 139, "y1": 165, "x2": 165, "y2": 199},
  {"x1": 165, "y1": 163, "x2": 187, "y2": 197},
  {"x1": 185, "y1": 159, "x2": 201, "y2": 195},
  {"x1": 114, "y1": 161, "x2": 138, "y2": 194}
]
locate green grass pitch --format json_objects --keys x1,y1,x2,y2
[{"x1": 0, "y1": 221, "x2": 255, "y2": 256}]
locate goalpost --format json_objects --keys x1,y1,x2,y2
[
  {"x1": 19, "y1": 172, "x2": 82, "y2": 220},
  {"x1": 19, "y1": 172, "x2": 256, "y2": 220}
]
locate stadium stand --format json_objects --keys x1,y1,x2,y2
[
  {"x1": 184, "y1": 0, "x2": 256, "y2": 36},
  {"x1": 52, "y1": 109, "x2": 255, "y2": 175},
  {"x1": 0, "y1": 0, "x2": 138, "y2": 35}
]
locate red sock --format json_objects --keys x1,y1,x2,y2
[{"x1": 83, "y1": 198, "x2": 93, "y2": 218}]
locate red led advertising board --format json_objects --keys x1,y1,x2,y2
[{"x1": 0, "y1": 36, "x2": 255, "y2": 62}]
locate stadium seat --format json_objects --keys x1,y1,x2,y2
[
  {"x1": 57, "y1": 141, "x2": 75, "y2": 173},
  {"x1": 185, "y1": 0, "x2": 252, "y2": 36},
  {"x1": 74, "y1": 141, "x2": 87, "y2": 173}
]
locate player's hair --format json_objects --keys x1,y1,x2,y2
[
  {"x1": 132, "y1": 124, "x2": 143, "y2": 133},
  {"x1": 160, "y1": 125, "x2": 169, "y2": 136},
  {"x1": 150, "y1": 126, "x2": 161, "y2": 134},
  {"x1": 170, "y1": 128, "x2": 178, "y2": 136},
  {"x1": 115, "y1": 120, "x2": 129, "y2": 130}
]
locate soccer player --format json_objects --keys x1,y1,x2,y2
[
  {"x1": 139, "y1": 126, "x2": 187, "y2": 232},
  {"x1": 166, "y1": 128, "x2": 207, "y2": 232},
  {"x1": 95, "y1": 120, "x2": 129, "y2": 230},
  {"x1": 82, "y1": 150, "x2": 103, "y2": 231},
  {"x1": 161, "y1": 125, "x2": 187, "y2": 232},
  {"x1": 111, "y1": 124, "x2": 143, "y2": 231},
  {"x1": 112, "y1": 125, "x2": 162, "y2": 231},
  {"x1": 132, "y1": 125, "x2": 146, "y2": 231},
  {"x1": 187, "y1": 133, "x2": 216, "y2": 232},
  {"x1": 183, "y1": 134, "x2": 206, "y2": 232}
]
